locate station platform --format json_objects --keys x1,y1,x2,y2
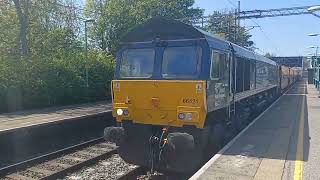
[
  {"x1": 0, "y1": 101, "x2": 113, "y2": 168},
  {"x1": 0, "y1": 101, "x2": 112, "y2": 133},
  {"x1": 191, "y1": 80, "x2": 320, "y2": 180}
]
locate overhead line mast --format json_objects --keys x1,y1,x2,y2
[{"x1": 191, "y1": 4, "x2": 320, "y2": 25}]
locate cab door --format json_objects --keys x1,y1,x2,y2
[
  {"x1": 228, "y1": 49, "x2": 236, "y2": 119},
  {"x1": 207, "y1": 50, "x2": 230, "y2": 111}
]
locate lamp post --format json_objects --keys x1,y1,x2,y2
[
  {"x1": 309, "y1": 45, "x2": 318, "y2": 50},
  {"x1": 308, "y1": 33, "x2": 320, "y2": 63},
  {"x1": 309, "y1": 46, "x2": 320, "y2": 87},
  {"x1": 308, "y1": 33, "x2": 320, "y2": 71},
  {"x1": 84, "y1": 18, "x2": 95, "y2": 87},
  {"x1": 309, "y1": 46, "x2": 319, "y2": 61},
  {"x1": 308, "y1": 6, "x2": 320, "y2": 18},
  {"x1": 308, "y1": 6, "x2": 320, "y2": 12},
  {"x1": 308, "y1": 33, "x2": 320, "y2": 37},
  {"x1": 308, "y1": 46, "x2": 319, "y2": 67}
]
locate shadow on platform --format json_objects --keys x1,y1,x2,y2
[{"x1": 220, "y1": 81, "x2": 310, "y2": 163}]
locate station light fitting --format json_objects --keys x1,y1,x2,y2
[
  {"x1": 308, "y1": 6, "x2": 320, "y2": 12},
  {"x1": 84, "y1": 18, "x2": 95, "y2": 23},
  {"x1": 308, "y1": 33, "x2": 320, "y2": 37}
]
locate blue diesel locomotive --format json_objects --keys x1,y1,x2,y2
[{"x1": 104, "y1": 17, "x2": 298, "y2": 173}]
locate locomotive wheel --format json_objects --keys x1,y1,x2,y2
[
  {"x1": 203, "y1": 123, "x2": 225, "y2": 161},
  {"x1": 224, "y1": 122, "x2": 237, "y2": 143},
  {"x1": 234, "y1": 114, "x2": 246, "y2": 131}
]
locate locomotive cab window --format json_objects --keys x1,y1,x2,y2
[
  {"x1": 210, "y1": 51, "x2": 226, "y2": 80},
  {"x1": 162, "y1": 46, "x2": 202, "y2": 79},
  {"x1": 120, "y1": 48, "x2": 155, "y2": 78}
]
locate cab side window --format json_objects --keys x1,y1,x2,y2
[{"x1": 210, "y1": 50, "x2": 226, "y2": 80}]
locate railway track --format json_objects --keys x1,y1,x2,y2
[
  {"x1": 116, "y1": 167, "x2": 190, "y2": 180},
  {"x1": 117, "y1": 166, "x2": 147, "y2": 180},
  {"x1": 0, "y1": 138, "x2": 117, "y2": 180}
]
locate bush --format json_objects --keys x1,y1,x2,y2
[{"x1": 0, "y1": 51, "x2": 115, "y2": 113}]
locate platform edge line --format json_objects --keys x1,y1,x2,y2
[
  {"x1": 293, "y1": 94, "x2": 305, "y2": 180},
  {"x1": 0, "y1": 110, "x2": 112, "y2": 133}
]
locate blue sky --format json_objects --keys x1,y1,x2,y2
[{"x1": 193, "y1": 0, "x2": 320, "y2": 56}]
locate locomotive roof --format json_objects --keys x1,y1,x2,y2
[{"x1": 122, "y1": 17, "x2": 277, "y2": 66}]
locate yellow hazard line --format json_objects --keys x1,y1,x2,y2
[{"x1": 294, "y1": 95, "x2": 305, "y2": 180}]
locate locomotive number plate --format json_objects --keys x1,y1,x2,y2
[{"x1": 182, "y1": 98, "x2": 199, "y2": 104}]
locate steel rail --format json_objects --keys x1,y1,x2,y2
[{"x1": 0, "y1": 137, "x2": 117, "y2": 179}]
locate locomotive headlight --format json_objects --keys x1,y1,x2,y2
[
  {"x1": 116, "y1": 109, "x2": 123, "y2": 116},
  {"x1": 123, "y1": 109, "x2": 129, "y2": 116},
  {"x1": 178, "y1": 113, "x2": 186, "y2": 120},
  {"x1": 185, "y1": 113, "x2": 193, "y2": 121}
]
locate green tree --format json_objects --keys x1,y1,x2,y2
[
  {"x1": 85, "y1": 0, "x2": 109, "y2": 51},
  {"x1": 28, "y1": 0, "x2": 82, "y2": 57},
  {"x1": 11, "y1": 0, "x2": 31, "y2": 57},
  {"x1": 0, "y1": 0, "x2": 115, "y2": 112},
  {"x1": 265, "y1": 52, "x2": 276, "y2": 58},
  {"x1": 85, "y1": 0, "x2": 204, "y2": 54},
  {"x1": 31, "y1": 28, "x2": 82, "y2": 59},
  {"x1": 0, "y1": 1, "x2": 19, "y2": 58},
  {"x1": 205, "y1": 11, "x2": 254, "y2": 48}
]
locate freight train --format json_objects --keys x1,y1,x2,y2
[{"x1": 104, "y1": 17, "x2": 299, "y2": 173}]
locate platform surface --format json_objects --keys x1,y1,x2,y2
[
  {"x1": 0, "y1": 101, "x2": 112, "y2": 132},
  {"x1": 191, "y1": 80, "x2": 320, "y2": 180}
]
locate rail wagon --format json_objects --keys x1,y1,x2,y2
[{"x1": 104, "y1": 17, "x2": 297, "y2": 173}]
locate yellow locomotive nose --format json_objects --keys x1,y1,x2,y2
[{"x1": 112, "y1": 80, "x2": 207, "y2": 128}]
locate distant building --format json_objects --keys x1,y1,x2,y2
[{"x1": 270, "y1": 56, "x2": 304, "y2": 68}]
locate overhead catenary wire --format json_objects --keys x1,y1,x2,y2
[
  {"x1": 249, "y1": 19, "x2": 281, "y2": 55},
  {"x1": 226, "y1": 0, "x2": 237, "y2": 8},
  {"x1": 225, "y1": 0, "x2": 280, "y2": 55}
]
